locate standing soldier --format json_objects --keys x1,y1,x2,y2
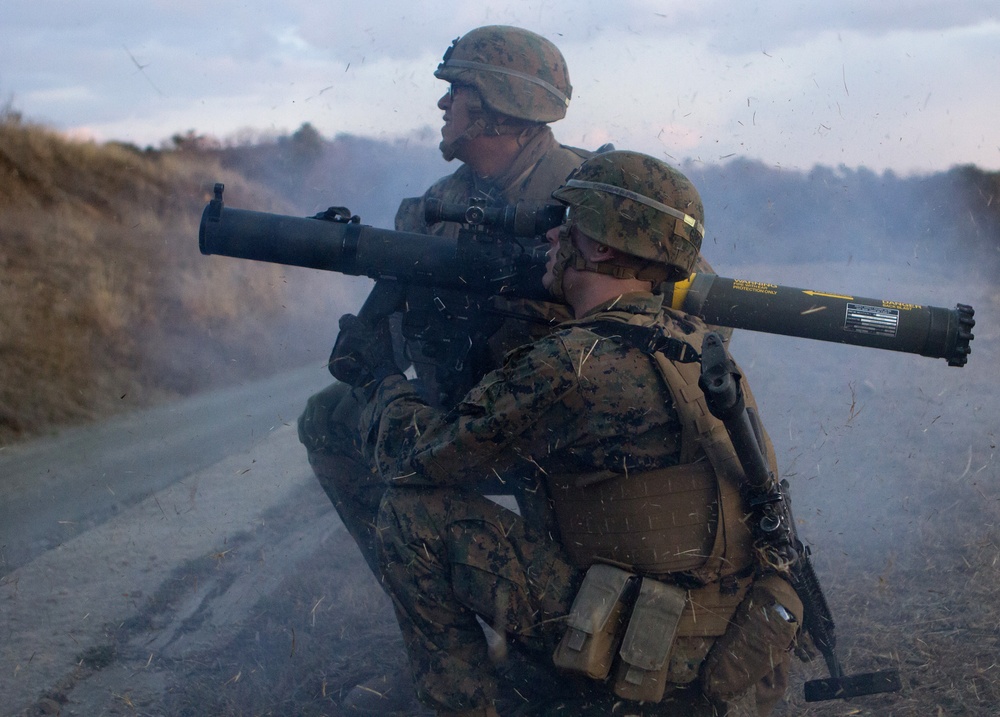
[{"x1": 339, "y1": 151, "x2": 801, "y2": 716}]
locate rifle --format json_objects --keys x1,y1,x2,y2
[
  {"x1": 198, "y1": 182, "x2": 975, "y2": 366},
  {"x1": 699, "y1": 331, "x2": 902, "y2": 701}
]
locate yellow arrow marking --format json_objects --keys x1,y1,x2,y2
[{"x1": 802, "y1": 290, "x2": 854, "y2": 300}]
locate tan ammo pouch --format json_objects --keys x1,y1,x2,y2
[
  {"x1": 612, "y1": 577, "x2": 688, "y2": 703},
  {"x1": 554, "y1": 564, "x2": 689, "y2": 702},
  {"x1": 553, "y1": 564, "x2": 633, "y2": 679},
  {"x1": 701, "y1": 574, "x2": 803, "y2": 701}
]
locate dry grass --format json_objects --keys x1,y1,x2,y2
[
  {"x1": 0, "y1": 116, "x2": 359, "y2": 445},
  {"x1": 777, "y1": 495, "x2": 1000, "y2": 716}
]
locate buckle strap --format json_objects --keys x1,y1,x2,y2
[{"x1": 583, "y1": 320, "x2": 701, "y2": 364}]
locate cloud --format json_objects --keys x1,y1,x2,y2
[
  {"x1": 511, "y1": 0, "x2": 1000, "y2": 62},
  {"x1": 2, "y1": 1, "x2": 999, "y2": 171}
]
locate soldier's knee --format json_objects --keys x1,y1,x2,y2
[
  {"x1": 379, "y1": 487, "x2": 426, "y2": 535},
  {"x1": 378, "y1": 487, "x2": 454, "y2": 555},
  {"x1": 297, "y1": 381, "x2": 359, "y2": 455}
]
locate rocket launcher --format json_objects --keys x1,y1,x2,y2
[{"x1": 198, "y1": 184, "x2": 975, "y2": 366}]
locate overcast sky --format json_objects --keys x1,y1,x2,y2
[{"x1": 4, "y1": 1, "x2": 999, "y2": 174}]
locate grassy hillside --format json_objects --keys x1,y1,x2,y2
[{"x1": 0, "y1": 116, "x2": 361, "y2": 445}]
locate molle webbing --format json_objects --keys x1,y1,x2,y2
[
  {"x1": 554, "y1": 312, "x2": 761, "y2": 634},
  {"x1": 549, "y1": 462, "x2": 718, "y2": 575},
  {"x1": 645, "y1": 331, "x2": 753, "y2": 585},
  {"x1": 623, "y1": 312, "x2": 766, "y2": 636}
]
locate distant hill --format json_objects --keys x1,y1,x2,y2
[
  {"x1": 1, "y1": 115, "x2": 997, "y2": 445},
  {"x1": 207, "y1": 123, "x2": 450, "y2": 226},
  {"x1": 206, "y1": 124, "x2": 1000, "y2": 276}
]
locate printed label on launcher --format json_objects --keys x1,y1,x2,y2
[
  {"x1": 732, "y1": 280, "x2": 778, "y2": 296},
  {"x1": 844, "y1": 303, "x2": 899, "y2": 337}
]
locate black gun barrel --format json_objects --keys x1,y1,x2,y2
[
  {"x1": 673, "y1": 273, "x2": 974, "y2": 367},
  {"x1": 200, "y1": 185, "x2": 452, "y2": 281}
]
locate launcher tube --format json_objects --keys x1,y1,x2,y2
[
  {"x1": 198, "y1": 186, "x2": 975, "y2": 366},
  {"x1": 672, "y1": 274, "x2": 974, "y2": 367}
]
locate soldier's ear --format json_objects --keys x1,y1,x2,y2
[{"x1": 577, "y1": 234, "x2": 618, "y2": 263}]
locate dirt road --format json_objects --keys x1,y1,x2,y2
[
  {"x1": 0, "y1": 366, "x2": 390, "y2": 716},
  {"x1": 1, "y1": 266, "x2": 996, "y2": 716}
]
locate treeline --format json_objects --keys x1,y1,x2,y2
[
  {"x1": 167, "y1": 122, "x2": 1000, "y2": 274},
  {"x1": 687, "y1": 159, "x2": 1000, "y2": 271},
  {"x1": 171, "y1": 122, "x2": 449, "y2": 227}
]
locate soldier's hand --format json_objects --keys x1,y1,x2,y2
[{"x1": 328, "y1": 313, "x2": 400, "y2": 389}]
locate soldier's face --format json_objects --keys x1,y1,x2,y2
[{"x1": 438, "y1": 83, "x2": 477, "y2": 155}]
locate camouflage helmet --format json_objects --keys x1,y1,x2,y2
[
  {"x1": 552, "y1": 150, "x2": 705, "y2": 282},
  {"x1": 434, "y1": 26, "x2": 571, "y2": 123}
]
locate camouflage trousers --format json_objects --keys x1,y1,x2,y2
[
  {"x1": 376, "y1": 485, "x2": 582, "y2": 713},
  {"x1": 298, "y1": 381, "x2": 387, "y2": 577},
  {"x1": 300, "y1": 388, "x2": 792, "y2": 715},
  {"x1": 376, "y1": 485, "x2": 793, "y2": 717}
]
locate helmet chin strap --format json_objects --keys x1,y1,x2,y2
[
  {"x1": 439, "y1": 105, "x2": 537, "y2": 162},
  {"x1": 548, "y1": 225, "x2": 669, "y2": 300},
  {"x1": 548, "y1": 226, "x2": 615, "y2": 300},
  {"x1": 546, "y1": 226, "x2": 578, "y2": 301},
  {"x1": 439, "y1": 117, "x2": 489, "y2": 162}
]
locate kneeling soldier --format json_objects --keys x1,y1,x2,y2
[{"x1": 338, "y1": 150, "x2": 802, "y2": 716}]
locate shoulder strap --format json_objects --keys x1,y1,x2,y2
[{"x1": 574, "y1": 318, "x2": 701, "y2": 364}]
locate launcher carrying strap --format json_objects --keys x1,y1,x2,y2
[{"x1": 581, "y1": 320, "x2": 701, "y2": 364}]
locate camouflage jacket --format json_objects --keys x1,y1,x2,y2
[
  {"x1": 394, "y1": 125, "x2": 587, "y2": 236},
  {"x1": 360, "y1": 292, "x2": 693, "y2": 488},
  {"x1": 389, "y1": 126, "x2": 589, "y2": 407}
]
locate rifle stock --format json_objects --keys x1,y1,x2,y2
[{"x1": 198, "y1": 183, "x2": 975, "y2": 366}]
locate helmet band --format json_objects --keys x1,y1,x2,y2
[
  {"x1": 562, "y1": 179, "x2": 705, "y2": 238},
  {"x1": 439, "y1": 59, "x2": 570, "y2": 107}
]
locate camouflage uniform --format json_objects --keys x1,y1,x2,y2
[
  {"x1": 299, "y1": 136, "x2": 723, "y2": 580},
  {"x1": 362, "y1": 292, "x2": 792, "y2": 715},
  {"x1": 299, "y1": 126, "x2": 589, "y2": 576},
  {"x1": 298, "y1": 28, "x2": 723, "y2": 583}
]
